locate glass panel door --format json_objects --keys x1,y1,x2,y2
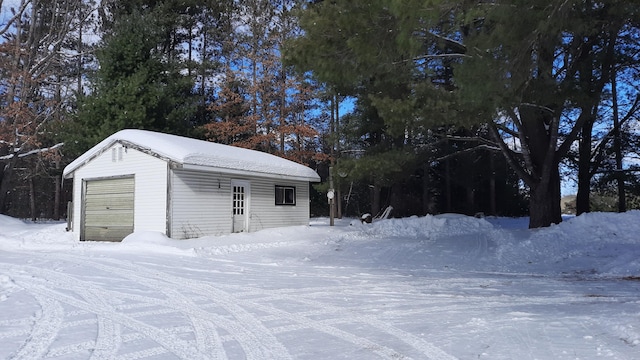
[{"x1": 231, "y1": 180, "x2": 249, "y2": 233}]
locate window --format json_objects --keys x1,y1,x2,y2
[
  {"x1": 233, "y1": 186, "x2": 245, "y2": 215},
  {"x1": 275, "y1": 185, "x2": 296, "y2": 206}
]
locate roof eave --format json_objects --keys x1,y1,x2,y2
[
  {"x1": 62, "y1": 138, "x2": 120, "y2": 179},
  {"x1": 180, "y1": 163, "x2": 321, "y2": 182},
  {"x1": 62, "y1": 139, "x2": 182, "y2": 179}
]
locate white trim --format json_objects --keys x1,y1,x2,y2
[
  {"x1": 231, "y1": 179, "x2": 251, "y2": 233},
  {"x1": 181, "y1": 163, "x2": 318, "y2": 182},
  {"x1": 81, "y1": 175, "x2": 135, "y2": 241}
]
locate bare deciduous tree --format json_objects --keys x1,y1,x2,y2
[{"x1": 0, "y1": 0, "x2": 94, "y2": 214}]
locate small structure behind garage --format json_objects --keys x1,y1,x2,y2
[{"x1": 63, "y1": 129, "x2": 321, "y2": 241}]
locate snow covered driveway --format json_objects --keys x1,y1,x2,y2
[{"x1": 1, "y1": 213, "x2": 639, "y2": 359}]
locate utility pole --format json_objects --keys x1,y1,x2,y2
[{"x1": 328, "y1": 166, "x2": 335, "y2": 226}]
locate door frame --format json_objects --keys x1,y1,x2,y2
[{"x1": 230, "y1": 179, "x2": 250, "y2": 233}]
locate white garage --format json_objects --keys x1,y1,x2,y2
[{"x1": 63, "y1": 129, "x2": 321, "y2": 241}]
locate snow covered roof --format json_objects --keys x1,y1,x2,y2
[{"x1": 63, "y1": 129, "x2": 321, "y2": 181}]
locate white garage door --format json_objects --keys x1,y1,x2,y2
[{"x1": 82, "y1": 177, "x2": 134, "y2": 241}]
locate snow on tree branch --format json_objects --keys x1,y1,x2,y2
[{"x1": 0, "y1": 142, "x2": 64, "y2": 161}]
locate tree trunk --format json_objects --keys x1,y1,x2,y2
[
  {"x1": 279, "y1": 68, "x2": 286, "y2": 154},
  {"x1": 336, "y1": 189, "x2": 342, "y2": 219},
  {"x1": 466, "y1": 186, "x2": 475, "y2": 215},
  {"x1": 53, "y1": 160, "x2": 61, "y2": 221},
  {"x1": 334, "y1": 94, "x2": 341, "y2": 218},
  {"x1": 444, "y1": 157, "x2": 452, "y2": 212},
  {"x1": 422, "y1": 165, "x2": 433, "y2": 215},
  {"x1": 371, "y1": 182, "x2": 381, "y2": 217},
  {"x1": 54, "y1": 175, "x2": 61, "y2": 221},
  {"x1": 519, "y1": 100, "x2": 563, "y2": 228},
  {"x1": 576, "y1": 119, "x2": 594, "y2": 215},
  {"x1": 78, "y1": 15, "x2": 83, "y2": 94},
  {"x1": 0, "y1": 157, "x2": 18, "y2": 214},
  {"x1": 29, "y1": 177, "x2": 37, "y2": 221},
  {"x1": 489, "y1": 154, "x2": 496, "y2": 216},
  {"x1": 466, "y1": 157, "x2": 475, "y2": 215},
  {"x1": 528, "y1": 165, "x2": 562, "y2": 228},
  {"x1": 612, "y1": 66, "x2": 626, "y2": 212}
]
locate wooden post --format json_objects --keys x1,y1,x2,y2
[{"x1": 329, "y1": 166, "x2": 335, "y2": 226}]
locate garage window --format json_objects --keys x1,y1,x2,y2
[{"x1": 275, "y1": 185, "x2": 296, "y2": 206}]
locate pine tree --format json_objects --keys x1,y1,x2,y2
[
  {"x1": 287, "y1": 0, "x2": 461, "y2": 216},
  {"x1": 73, "y1": 1, "x2": 199, "y2": 150},
  {"x1": 454, "y1": 0, "x2": 638, "y2": 226},
  {"x1": 200, "y1": 0, "x2": 323, "y2": 165},
  {"x1": 202, "y1": 69, "x2": 255, "y2": 146},
  {"x1": 288, "y1": 0, "x2": 640, "y2": 227}
]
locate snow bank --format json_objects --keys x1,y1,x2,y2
[
  {"x1": 0, "y1": 215, "x2": 75, "y2": 251},
  {"x1": 0, "y1": 215, "x2": 26, "y2": 227},
  {"x1": 121, "y1": 231, "x2": 197, "y2": 256},
  {"x1": 493, "y1": 211, "x2": 640, "y2": 276},
  {"x1": 358, "y1": 213, "x2": 493, "y2": 239},
  {"x1": 1, "y1": 212, "x2": 639, "y2": 278}
]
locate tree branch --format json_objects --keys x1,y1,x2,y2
[
  {"x1": 589, "y1": 93, "x2": 640, "y2": 175},
  {"x1": 435, "y1": 143, "x2": 500, "y2": 162},
  {"x1": 488, "y1": 121, "x2": 535, "y2": 186},
  {"x1": 505, "y1": 107, "x2": 535, "y2": 176},
  {"x1": 539, "y1": 113, "x2": 560, "y2": 192},
  {"x1": 0, "y1": 143, "x2": 64, "y2": 161},
  {"x1": 392, "y1": 53, "x2": 470, "y2": 65},
  {"x1": 0, "y1": 0, "x2": 31, "y2": 37}
]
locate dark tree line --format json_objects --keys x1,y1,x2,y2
[
  {"x1": 287, "y1": 0, "x2": 640, "y2": 227},
  {"x1": 1, "y1": 0, "x2": 639, "y2": 227}
]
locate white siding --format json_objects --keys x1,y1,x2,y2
[
  {"x1": 170, "y1": 170, "x2": 233, "y2": 238},
  {"x1": 169, "y1": 169, "x2": 311, "y2": 238},
  {"x1": 70, "y1": 143, "x2": 168, "y2": 240},
  {"x1": 248, "y1": 177, "x2": 310, "y2": 232}
]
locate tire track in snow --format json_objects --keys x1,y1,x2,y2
[
  {"x1": 228, "y1": 285, "x2": 458, "y2": 360},
  {"x1": 13, "y1": 251, "x2": 457, "y2": 360},
  {"x1": 93, "y1": 258, "x2": 291, "y2": 360},
  {"x1": 49, "y1": 254, "x2": 291, "y2": 360},
  {"x1": 97, "y1": 257, "x2": 458, "y2": 360},
  {"x1": 6, "y1": 260, "x2": 226, "y2": 360},
  {"x1": 9, "y1": 293, "x2": 63, "y2": 360},
  {"x1": 90, "y1": 317, "x2": 120, "y2": 360},
  {"x1": 95, "y1": 286, "x2": 257, "y2": 360},
  {"x1": 18, "y1": 278, "x2": 207, "y2": 360},
  {"x1": 68, "y1": 256, "x2": 408, "y2": 359},
  {"x1": 7, "y1": 265, "x2": 209, "y2": 360},
  {"x1": 94, "y1": 258, "x2": 411, "y2": 359},
  {"x1": 4, "y1": 265, "x2": 123, "y2": 360}
]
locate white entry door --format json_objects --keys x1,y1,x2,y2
[{"x1": 231, "y1": 180, "x2": 250, "y2": 233}]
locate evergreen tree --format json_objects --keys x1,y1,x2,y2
[
  {"x1": 200, "y1": 0, "x2": 322, "y2": 165},
  {"x1": 289, "y1": 0, "x2": 640, "y2": 227},
  {"x1": 287, "y1": 0, "x2": 467, "y2": 216},
  {"x1": 454, "y1": 0, "x2": 637, "y2": 227},
  {"x1": 72, "y1": 2, "x2": 199, "y2": 151}
]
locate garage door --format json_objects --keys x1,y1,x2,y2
[{"x1": 82, "y1": 177, "x2": 134, "y2": 241}]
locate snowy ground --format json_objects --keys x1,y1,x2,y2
[{"x1": 1, "y1": 212, "x2": 639, "y2": 360}]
